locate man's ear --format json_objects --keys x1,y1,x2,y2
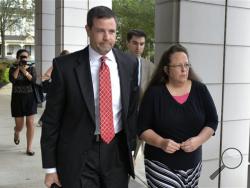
[
  {"x1": 126, "y1": 41, "x2": 130, "y2": 49},
  {"x1": 85, "y1": 25, "x2": 90, "y2": 36}
]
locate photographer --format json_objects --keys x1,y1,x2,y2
[{"x1": 9, "y1": 49, "x2": 37, "y2": 156}]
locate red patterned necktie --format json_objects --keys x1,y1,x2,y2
[{"x1": 99, "y1": 56, "x2": 115, "y2": 144}]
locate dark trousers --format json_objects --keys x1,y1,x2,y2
[{"x1": 80, "y1": 132, "x2": 129, "y2": 188}]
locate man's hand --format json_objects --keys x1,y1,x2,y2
[{"x1": 44, "y1": 173, "x2": 62, "y2": 188}]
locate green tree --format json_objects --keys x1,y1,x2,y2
[
  {"x1": 0, "y1": 0, "x2": 34, "y2": 59},
  {"x1": 113, "y1": 0, "x2": 155, "y2": 60}
]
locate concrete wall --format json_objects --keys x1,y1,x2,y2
[
  {"x1": 35, "y1": 0, "x2": 55, "y2": 79},
  {"x1": 35, "y1": 0, "x2": 112, "y2": 76}
]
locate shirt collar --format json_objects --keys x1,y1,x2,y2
[{"x1": 89, "y1": 46, "x2": 116, "y2": 63}]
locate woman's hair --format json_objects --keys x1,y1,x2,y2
[
  {"x1": 16, "y1": 49, "x2": 29, "y2": 59},
  {"x1": 149, "y1": 44, "x2": 200, "y2": 87}
]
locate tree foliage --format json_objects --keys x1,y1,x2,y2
[
  {"x1": 0, "y1": 0, "x2": 34, "y2": 59},
  {"x1": 113, "y1": 0, "x2": 155, "y2": 60}
]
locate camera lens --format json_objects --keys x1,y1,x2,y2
[
  {"x1": 19, "y1": 60, "x2": 27, "y2": 65},
  {"x1": 20, "y1": 55, "x2": 28, "y2": 59}
]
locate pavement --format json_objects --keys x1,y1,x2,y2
[{"x1": 0, "y1": 83, "x2": 147, "y2": 188}]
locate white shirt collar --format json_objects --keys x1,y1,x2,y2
[{"x1": 89, "y1": 46, "x2": 116, "y2": 63}]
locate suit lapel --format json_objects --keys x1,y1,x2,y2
[
  {"x1": 73, "y1": 48, "x2": 132, "y2": 125},
  {"x1": 74, "y1": 48, "x2": 96, "y2": 124}
]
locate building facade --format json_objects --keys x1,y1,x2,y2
[
  {"x1": 0, "y1": 35, "x2": 35, "y2": 60},
  {"x1": 0, "y1": 0, "x2": 35, "y2": 60}
]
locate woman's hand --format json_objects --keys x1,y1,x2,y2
[
  {"x1": 19, "y1": 65, "x2": 27, "y2": 73},
  {"x1": 181, "y1": 127, "x2": 215, "y2": 153},
  {"x1": 42, "y1": 73, "x2": 50, "y2": 81},
  {"x1": 181, "y1": 136, "x2": 201, "y2": 153},
  {"x1": 19, "y1": 65, "x2": 32, "y2": 80},
  {"x1": 140, "y1": 129, "x2": 181, "y2": 154},
  {"x1": 160, "y1": 138, "x2": 181, "y2": 154}
]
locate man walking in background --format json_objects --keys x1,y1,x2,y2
[{"x1": 127, "y1": 29, "x2": 155, "y2": 158}]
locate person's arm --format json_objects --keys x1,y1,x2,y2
[
  {"x1": 9, "y1": 64, "x2": 21, "y2": 83},
  {"x1": 138, "y1": 87, "x2": 181, "y2": 154},
  {"x1": 12, "y1": 66, "x2": 20, "y2": 79},
  {"x1": 44, "y1": 168, "x2": 62, "y2": 188},
  {"x1": 42, "y1": 66, "x2": 53, "y2": 81},
  {"x1": 41, "y1": 60, "x2": 65, "y2": 166},
  {"x1": 140, "y1": 129, "x2": 180, "y2": 154},
  {"x1": 127, "y1": 57, "x2": 139, "y2": 151},
  {"x1": 44, "y1": 173, "x2": 62, "y2": 188},
  {"x1": 19, "y1": 66, "x2": 33, "y2": 81},
  {"x1": 181, "y1": 126, "x2": 214, "y2": 153},
  {"x1": 41, "y1": 59, "x2": 65, "y2": 187},
  {"x1": 181, "y1": 83, "x2": 218, "y2": 152}
]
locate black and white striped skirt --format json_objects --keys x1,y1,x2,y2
[{"x1": 145, "y1": 159, "x2": 202, "y2": 188}]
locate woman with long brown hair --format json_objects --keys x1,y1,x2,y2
[{"x1": 138, "y1": 44, "x2": 218, "y2": 187}]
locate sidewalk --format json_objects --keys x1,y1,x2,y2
[
  {"x1": 0, "y1": 84, "x2": 147, "y2": 188},
  {"x1": 0, "y1": 86, "x2": 44, "y2": 188}
]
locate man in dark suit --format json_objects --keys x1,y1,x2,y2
[
  {"x1": 41, "y1": 6, "x2": 138, "y2": 188},
  {"x1": 127, "y1": 29, "x2": 155, "y2": 159},
  {"x1": 127, "y1": 29, "x2": 155, "y2": 100}
]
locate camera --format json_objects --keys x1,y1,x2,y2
[
  {"x1": 50, "y1": 183, "x2": 61, "y2": 188},
  {"x1": 18, "y1": 55, "x2": 29, "y2": 66},
  {"x1": 19, "y1": 60, "x2": 28, "y2": 66}
]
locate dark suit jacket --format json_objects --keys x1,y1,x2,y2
[{"x1": 40, "y1": 46, "x2": 139, "y2": 187}]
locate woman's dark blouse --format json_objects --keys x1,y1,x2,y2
[
  {"x1": 137, "y1": 80, "x2": 218, "y2": 170},
  {"x1": 9, "y1": 64, "x2": 37, "y2": 117},
  {"x1": 9, "y1": 64, "x2": 36, "y2": 91}
]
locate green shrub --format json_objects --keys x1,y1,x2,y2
[
  {"x1": 0, "y1": 59, "x2": 13, "y2": 67},
  {"x1": 2, "y1": 67, "x2": 9, "y2": 83},
  {"x1": 0, "y1": 63, "x2": 10, "y2": 84}
]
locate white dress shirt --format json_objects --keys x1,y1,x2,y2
[
  {"x1": 137, "y1": 57, "x2": 142, "y2": 86},
  {"x1": 89, "y1": 46, "x2": 122, "y2": 134}
]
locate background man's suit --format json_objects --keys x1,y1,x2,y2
[
  {"x1": 41, "y1": 46, "x2": 138, "y2": 187},
  {"x1": 139, "y1": 58, "x2": 155, "y2": 101},
  {"x1": 134, "y1": 57, "x2": 155, "y2": 158}
]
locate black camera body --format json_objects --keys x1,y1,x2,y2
[
  {"x1": 51, "y1": 183, "x2": 61, "y2": 188},
  {"x1": 19, "y1": 60, "x2": 28, "y2": 66}
]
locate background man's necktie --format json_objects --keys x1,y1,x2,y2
[{"x1": 99, "y1": 56, "x2": 115, "y2": 144}]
